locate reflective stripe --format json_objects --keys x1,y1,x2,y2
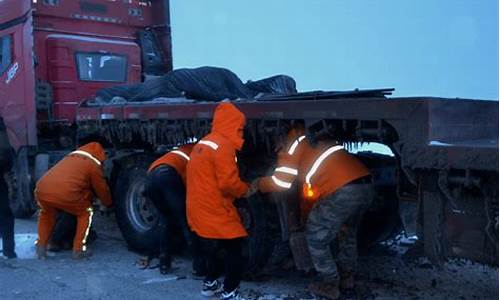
[
  {"x1": 70, "y1": 150, "x2": 101, "y2": 166},
  {"x1": 287, "y1": 135, "x2": 306, "y2": 155},
  {"x1": 81, "y1": 207, "x2": 94, "y2": 252},
  {"x1": 199, "y1": 140, "x2": 219, "y2": 150},
  {"x1": 305, "y1": 145, "x2": 344, "y2": 184},
  {"x1": 171, "y1": 150, "x2": 190, "y2": 161},
  {"x1": 275, "y1": 166, "x2": 298, "y2": 176},
  {"x1": 271, "y1": 175, "x2": 292, "y2": 189},
  {"x1": 235, "y1": 156, "x2": 238, "y2": 163}
]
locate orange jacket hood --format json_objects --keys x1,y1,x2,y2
[
  {"x1": 211, "y1": 102, "x2": 246, "y2": 151},
  {"x1": 78, "y1": 142, "x2": 107, "y2": 162}
]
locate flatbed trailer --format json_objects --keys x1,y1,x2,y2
[{"x1": 75, "y1": 94, "x2": 498, "y2": 267}]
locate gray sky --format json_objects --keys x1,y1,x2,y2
[{"x1": 170, "y1": 0, "x2": 498, "y2": 100}]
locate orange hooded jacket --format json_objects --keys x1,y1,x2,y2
[
  {"x1": 35, "y1": 142, "x2": 112, "y2": 211},
  {"x1": 148, "y1": 143, "x2": 195, "y2": 184},
  {"x1": 186, "y1": 102, "x2": 249, "y2": 239}
]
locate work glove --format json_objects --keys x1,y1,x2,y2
[{"x1": 244, "y1": 178, "x2": 260, "y2": 198}]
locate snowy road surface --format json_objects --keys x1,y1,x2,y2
[{"x1": 0, "y1": 214, "x2": 497, "y2": 300}]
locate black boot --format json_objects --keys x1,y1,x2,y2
[
  {"x1": 159, "y1": 254, "x2": 171, "y2": 274},
  {"x1": 2, "y1": 233, "x2": 16, "y2": 259}
]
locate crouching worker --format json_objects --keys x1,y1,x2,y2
[
  {"x1": 35, "y1": 141, "x2": 112, "y2": 259},
  {"x1": 143, "y1": 143, "x2": 206, "y2": 276},
  {"x1": 187, "y1": 102, "x2": 256, "y2": 300}
]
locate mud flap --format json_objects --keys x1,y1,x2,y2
[
  {"x1": 8, "y1": 147, "x2": 36, "y2": 218},
  {"x1": 420, "y1": 172, "x2": 447, "y2": 265}
]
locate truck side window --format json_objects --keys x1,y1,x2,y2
[
  {"x1": 0, "y1": 35, "x2": 12, "y2": 76},
  {"x1": 76, "y1": 53, "x2": 127, "y2": 82}
]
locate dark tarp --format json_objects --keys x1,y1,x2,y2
[{"x1": 94, "y1": 66, "x2": 296, "y2": 103}]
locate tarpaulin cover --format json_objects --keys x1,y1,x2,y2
[{"x1": 94, "y1": 66, "x2": 296, "y2": 103}]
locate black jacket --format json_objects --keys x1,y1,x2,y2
[{"x1": 0, "y1": 118, "x2": 14, "y2": 173}]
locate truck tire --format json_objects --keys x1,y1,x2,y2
[
  {"x1": 114, "y1": 155, "x2": 161, "y2": 251},
  {"x1": 34, "y1": 153, "x2": 50, "y2": 182},
  {"x1": 8, "y1": 147, "x2": 36, "y2": 218},
  {"x1": 236, "y1": 194, "x2": 278, "y2": 273}
]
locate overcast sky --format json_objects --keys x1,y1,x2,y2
[{"x1": 170, "y1": 0, "x2": 498, "y2": 100}]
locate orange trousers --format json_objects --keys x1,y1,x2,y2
[{"x1": 37, "y1": 199, "x2": 93, "y2": 251}]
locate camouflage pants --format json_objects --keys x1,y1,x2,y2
[{"x1": 306, "y1": 183, "x2": 373, "y2": 280}]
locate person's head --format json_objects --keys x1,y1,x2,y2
[
  {"x1": 77, "y1": 134, "x2": 112, "y2": 162},
  {"x1": 274, "y1": 119, "x2": 305, "y2": 152},
  {"x1": 211, "y1": 102, "x2": 246, "y2": 150},
  {"x1": 77, "y1": 134, "x2": 110, "y2": 148},
  {"x1": 306, "y1": 119, "x2": 342, "y2": 146}
]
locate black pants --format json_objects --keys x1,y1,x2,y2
[
  {"x1": 199, "y1": 236, "x2": 244, "y2": 292},
  {"x1": 0, "y1": 174, "x2": 15, "y2": 256},
  {"x1": 145, "y1": 166, "x2": 205, "y2": 273}
]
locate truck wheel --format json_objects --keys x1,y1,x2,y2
[
  {"x1": 7, "y1": 147, "x2": 36, "y2": 218},
  {"x1": 237, "y1": 193, "x2": 278, "y2": 273},
  {"x1": 114, "y1": 156, "x2": 161, "y2": 251}
]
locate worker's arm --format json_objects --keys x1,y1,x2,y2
[
  {"x1": 214, "y1": 143, "x2": 249, "y2": 199},
  {"x1": 258, "y1": 140, "x2": 304, "y2": 193},
  {"x1": 89, "y1": 165, "x2": 113, "y2": 207}
]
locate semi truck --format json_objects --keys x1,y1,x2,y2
[{"x1": 0, "y1": 0, "x2": 498, "y2": 269}]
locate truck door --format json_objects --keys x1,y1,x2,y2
[{"x1": 0, "y1": 0, "x2": 36, "y2": 151}]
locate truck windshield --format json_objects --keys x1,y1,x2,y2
[
  {"x1": 0, "y1": 35, "x2": 12, "y2": 76},
  {"x1": 76, "y1": 53, "x2": 126, "y2": 82}
]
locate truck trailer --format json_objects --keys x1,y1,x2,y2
[{"x1": 0, "y1": 0, "x2": 498, "y2": 269}]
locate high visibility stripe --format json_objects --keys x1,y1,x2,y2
[
  {"x1": 199, "y1": 140, "x2": 219, "y2": 150},
  {"x1": 81, "y1": 207, "x2": 94, "y2": 252},
  {"x1": 70, "y1": 150, "x2": 101, "y2": 166},
  {"x1": 171, "y1": 150, "x2": 190, "y2": 161},
  {"x1": 275, "y1": 166, "x2": 298, "y2": 176},
  {"x1": 287, "y1": 135, "x2": 306, "y2": 155},
  {"x1": 271, "y1": 175, "x2": 292, "y2": 189},
  {"x1": 305, "y1": 145, "x2": 344, "y2": 184}
]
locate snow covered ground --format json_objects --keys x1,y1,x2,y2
[{"x1": 0, "y1": 214, "x2": 497, "y2": 300}]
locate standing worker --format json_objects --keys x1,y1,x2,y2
[
  {"x1": 187, "y1": 102, "x2": 255, "y2": 300},
  {"x1": 35, "y1": 141, "x2": 112, "y2": 259},
  {"x1": 143, "y1": 143, "x2": 206, "y2": 276},
  {"x1": 257, "y1": 121, "x2": 373, "y2": 300},
  {"x1": 0, "y1": 118, "x2": 16, "y2": 259}
]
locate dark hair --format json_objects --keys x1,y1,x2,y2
[
  {"x1": 306, "y1": 120, "x2": 343, "y2": 146},
  {"x1": 77, "y1": 134, "x2": 111, "y2": 148}
]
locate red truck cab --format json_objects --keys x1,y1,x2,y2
[{"x1": 0, "y1": 0, "x2": 172, "y2": 150}]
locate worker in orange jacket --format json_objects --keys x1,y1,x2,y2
[
  {"x1": 143, "y1": 143, "x2": 206, "y2": 276},
  {"x1": 258, "y1": 121, "x2": 373, "y2": 300},
  {"x1": 35, "y1": 142, "x2": 112, "y2": 259},
  {"x1": 187, "y1": 102, "x2": 255, "y2": 300}
]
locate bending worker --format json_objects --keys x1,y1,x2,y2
[
  {"x1": 257, "y1": 121, "x2": 373, "y2": 300},
  {"x1": 143, "y1": 143, "x2": 206, "y2": 276},
  {"x1": 35, "y1": 141, "x2": 112, "y2": 259},
  {"x1": 187, "y1": 102, "x2": 255, "y2": 300}
]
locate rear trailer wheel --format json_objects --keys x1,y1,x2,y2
[{"x1": 114, "y1": 156, "x2": 162, "y2": 251}]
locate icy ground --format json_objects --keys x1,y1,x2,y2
[{"x1": 0, "y1": 214, "x2": 497, "y2": 300}]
